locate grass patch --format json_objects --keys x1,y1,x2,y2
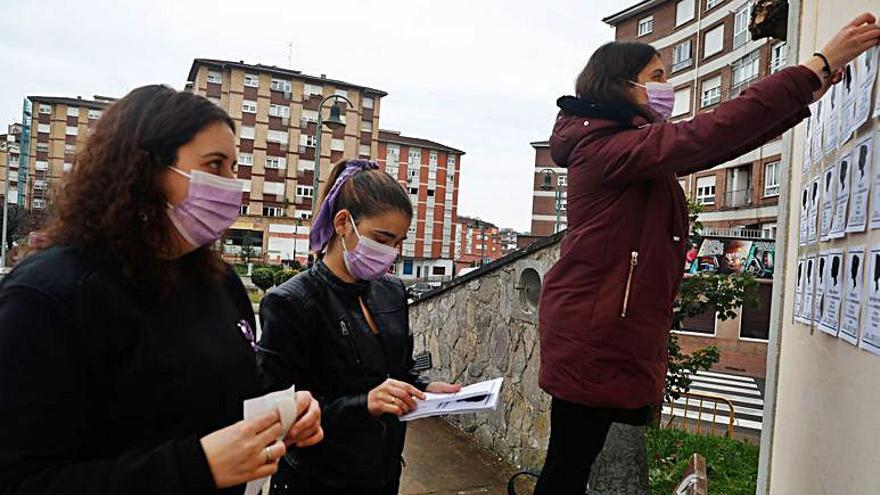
[{"x1": 647, "y1": 427, "x2": 759, "y2": 495}]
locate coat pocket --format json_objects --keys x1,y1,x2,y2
[{"x1": 339, "y1": 319, "x2": 363, "y2": 365}]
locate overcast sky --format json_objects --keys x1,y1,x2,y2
[{"x1": 0, "y1": 0, "x2": 621, "y2": 232}]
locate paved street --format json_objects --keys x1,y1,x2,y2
[{"x1": 401, "y1": 418, "x2": 524, "y2": 495}]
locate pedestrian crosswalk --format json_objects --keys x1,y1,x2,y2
[{"x1": 662, "y1": 370, "x2": 764, "y2": 433}]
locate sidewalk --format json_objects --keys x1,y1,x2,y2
[{"x1": 401, "y1": 418, "x2": 525, "y2": 495}]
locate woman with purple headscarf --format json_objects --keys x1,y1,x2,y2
[{"x1": 257, "y1": 159, "x2": 459, "y2": 495}]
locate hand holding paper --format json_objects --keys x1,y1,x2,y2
[{"x1": 400, "y1": 378, "x2": 504, "y2": 422}]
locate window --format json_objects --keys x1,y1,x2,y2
[
  {"x1": 66, "y1": 106, "x2": 79, "y2": 117},
  {"x1": 263, "y1": 181, "x2": 285, "y2": 196},
  {"x1": 36, "y1": 143, "x2": 49, "y2": 153},
  {"x1": 363, "y1": 96, "x2": 374, "y2": 109},
  {"x1": 35, "y1": 161, "x2": 49, "y2": 171},
  {"x1": 386, "y1": 145, "x2": 400, "y2": 176},
  {"x1": 63, "y1": 162, "x2": 73, "y2": 173},
  {"x1": 296, "y1": 185, "x2": 314, "y2": 198},
  {"x1": 267, "y1": 130, "x2": 288, "y2": 144},
  {"x1": 734, "y1": 2, "x2": 752, "y2": 48},
  {"x1": 741, "y1": 283, "x2": 772, "y2": 339},
  {"x1": 706, "y1": 0, "x2": 721, "y2": 9},
  {"x1": 409, "y1": 187, "x2": 419, "y2": 195},
  {"x1": 66, "y1": 126, "x2": 78, "y2": 136},
  {"x1": 244, "y1": 74, "x2": 259, "y2": 87},
  {"x1": 330, "y1": 138, "x2": 345, "y2": 152},
  {"x1": 299, "y1": 134, "x2": 316, "y2": 148},
  {"x1": 673, "y1": 87, "x2": 692, "y2": 116},
  {"x1": 265, "y1": 157, "x2": 287, "y2": 169},
  {"x1": 88, "y1": 109, "x2": 102, "y2": 120},
  {"x1": 676, "y1": 0, "x2": 695, "y2": 26},
  {"x1": 432, "y1": 266, "x2": 446, "y2": 276},
  {"x1": 334, "y1": 89, "x2": 348, "y2": 99},
  {"x1": 408, "y1": 149, "x2": 422, "y2": 167},
  {"x1": 771, "y1": 41, "x2": 788, "y2": 73},
  {"x1": 732, "y1": 50, "x2": 760, "y2": 89},
  {"x1": 360, "y1": 144, "x2": 371, "y2": 157},
  {"x1": 361, "y1": 120, "x2": 373, "y2": 132},
  {"x1": 295, "y1": 210, "x2": 312, "y2": 220},
  {"x1": 696, "y1": 175, "x2": 716, "y2": 205},
  {"x1": 638, "y1": 16, "x2": 654, "y2": 36},
  {"x1": 300, "y1": 110, "x2": 318, "y2": 125},
  {"x1": 427, "y1": 189, "x2": 435, "y2": 197},
  {"x1": 32, "y1": 199, "x2": 47, "y2": 209},
  {"x1": 39, "y1": 104, "x2": 51, "y2": 114},
  {"x1": 37, "y1": 123, "x2": 50, "y2": 134},
  {"x1": 240, "y1": 179, "x2": 252, "y2": 193},
  {"x1": 701, "y1": 76, "x2": 722, "y2": 107},
  {"x1": 34, "y1": 180, "x2": 47, "y2": 190},
  {"x1": 269, "y1": 104, "x2": 290, "y2": 118},
  {"x1": 764, "y1": 160, "x2": 781, "y2": 196},
  {"x1": 704, "y1": 24, "x2": 724, "y2": 58},
  {"x1": 240, "y1": 126, "x2": 256, "y2": 140},
  {"x1": 762, "y1": 222, "x2": 778, "y2": 239},
  {"x1": 239, "y1": 153, "x2": 254, "y2": 166},
  {"x1": 271, "y1": 79, "x2": 292, "y2": 93},
  {"x1": 263, "y1": 206, "x2": 283, "y2": 217},
  {"x1": 303, "y1": 84, "x2": 323, "y2": 97},
  {"x1": 240, "y1": 205, "x2": 249, "y2": 216},
  {"x1": 673, "y1": 40, "x2": 693, "y2": 71},
  {"x1": 207, "y1": 70, "x2": 222, "y2": 84},
  {"x1": 242, "y1": 100, "x2": 257, "y2": 114},
  {"x1": 64, "y1": 144, "x2": 77, "y2": 153},
  {"x1": 558, "y1": 175, "x2": 568, "y2": 187}
]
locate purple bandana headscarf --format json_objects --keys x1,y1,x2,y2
[{"x1": 309, "y1": 159, "x2": 379, "y2": 253}]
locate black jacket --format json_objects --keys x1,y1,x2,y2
[
  {"x1": 0, "y1": 246, "x2": 259, "y2": 495},
  {"x1": 257, "y1": 261, "x2": 429, "y2": 492}
]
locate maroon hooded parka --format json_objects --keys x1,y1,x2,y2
[{"x1": 538, "y1": 66, "x2": 821, "y2": 411}]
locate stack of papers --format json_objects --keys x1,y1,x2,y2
[{"x1": 400, "y1": 378, "x2": 504, "y2": 422}]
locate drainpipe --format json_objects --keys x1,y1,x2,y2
[
  {"x1": 690, "y1": 0, "x2": 705, "y2": 116},
  {"x1": 756, "y1": 0, "x2": 802, "y2": 492}
]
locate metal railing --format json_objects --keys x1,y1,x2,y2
[
  {"x1": 723, "y1": 188, "x2": 752, "y2": 208},
  {"x1": 663, "y1": 391, "x2": 737, "y2": 438},
  {"x1": 699, "y1": 227, "x2": 773, "y2": 239}
]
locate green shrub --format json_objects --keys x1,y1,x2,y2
[{"x1": 251, "y1": 267, "x2": 276, "y2": 293}]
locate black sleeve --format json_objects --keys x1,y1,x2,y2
[
  {"x1": 257, "y1": 292, "x2": 369, "y2": 427},
  {"x1": 0, "y1": 287, "x2": 218, "y2": 495}
]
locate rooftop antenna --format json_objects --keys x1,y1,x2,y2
[{"x1": 286, "y1": 41, "x2": 293, "y2": 68}]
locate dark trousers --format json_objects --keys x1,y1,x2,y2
[
  {"x1": 533, "y1": 397, "x2": 613, "y2": 495},
  {"x1": 268, "y1": 457, "x2": 400, "y2": 495}
]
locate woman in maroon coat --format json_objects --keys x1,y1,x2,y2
[{"x1": 534, "y1": 14, "x2": 880, "y2": 494}]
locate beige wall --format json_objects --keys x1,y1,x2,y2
[{"x1": 768, "y1": 1, "x2": 880, "y2": 493}]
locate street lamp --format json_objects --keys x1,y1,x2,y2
[
  {"x1": 312, "y1": 94, "x2": 355, "y2": 218},
  {"x1": 539, "y1": 168, "x2": 565, "y2": 234}
]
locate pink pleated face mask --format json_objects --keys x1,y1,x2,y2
[
  {"x1": 341, "y1": 215, "x2": 399, "y2": 281},
  {"x1": 166, "y1": 167, "x2": 243, "y2": 248},
  {"x1": 630, "y1": 81, "x2": 675, "y2": 121}
]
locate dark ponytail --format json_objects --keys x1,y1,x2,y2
[{"x1": 320, "y1": 159, "x2": 413, "y2": 222}]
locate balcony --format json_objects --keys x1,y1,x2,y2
[
  {"x1": 672, "y1": 57, "x2": 693, "y2": 73},
  {"x1": 723, "y1": 188, "x2": 752, "y2": 208}
]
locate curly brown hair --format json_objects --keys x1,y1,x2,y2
[{"x1": 45, "y1": 84, "x2": 236, "y2": 291}]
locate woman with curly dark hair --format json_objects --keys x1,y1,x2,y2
[{"x1": 0, "y1": 85, "x2": 324, "y2": 495}]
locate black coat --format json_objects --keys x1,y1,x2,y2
[
  {"x1": 0, "y1": 246, "x2": 259, "y2": 495},
  {"x1": 257, "y1": 261, "x2": 429, "y2": 493}
]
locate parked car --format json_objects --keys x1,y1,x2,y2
[{"x1": 406, "y1": 283, "x2": 436, "y2": 300}]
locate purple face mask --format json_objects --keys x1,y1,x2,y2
[
  {"x1": 631, "y1": 81, "x2": 675, "y2": 121},
  {"x1": 341, "y1": 215, "x2": 399, "y2": 281},
  {"x1": 166, "y1": 167, "x2": 243, "y2": 248}
]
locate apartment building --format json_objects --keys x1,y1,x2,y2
[
  {"x1": 454, "y1": 216, "x2": 504, "y2": 273},
  {"x1": 187, "y1": 58, "x2": 387, "y2": 266},
  {"x1": 1, "y1": 123, "x2": 23, "y2": 207},
  {"x1": 377, "y1": 129, "x2": 464, "y2": 282},
  {"x1": 529, "y1": 140, "x2": 566, "y2": 236}
]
